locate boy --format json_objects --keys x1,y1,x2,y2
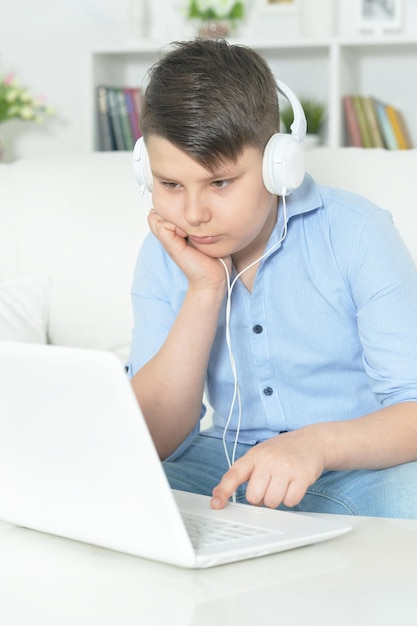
[{"x1": 127, "y1": 38, "x2": 417, "y2": 517}]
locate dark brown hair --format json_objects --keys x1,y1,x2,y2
[{"x1": 140, "y1": 38, "x2": 280, "y2": 170}]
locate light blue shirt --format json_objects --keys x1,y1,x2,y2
[{"x1": 127, "y1": 174, "x2": 417, "y2": 459}]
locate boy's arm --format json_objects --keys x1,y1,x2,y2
[
  {"x1": 211, "y1": 401, "x2": 417, "y2": 509},
  {"x1": 131, "y1": 286, "x2": 224, "y2": 459},
  {"x1": 130, "y1": 210, "x2": 229, "y2": 459}
]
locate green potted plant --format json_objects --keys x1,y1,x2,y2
[
  {"x1": 280, "y1": 97, "x2": 326, "y2": 146},
  {"x1": 187, "y1": 0, "x2": 245, "y2": 38}
]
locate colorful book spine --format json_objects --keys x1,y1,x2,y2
[
  {"x1": 106, "y1": 88, "x2": 127, "y2": 151},
  {"x1": 342, "y1": 96, "x2": 362, "y2": 147},
  {"x1": 374, "y1": 100, "x2": 398, "y2": 150},
  {"x1": 385, "y1": 105, "x2": 412, "y2": 150},
  {"x1": 115, "y1": 88, "x2": 135, "y2": 150},
  {"x1": 342, "y1": 94, "x2": 413, "y2": 150},
  {"x1": 96, "y1": 86, "x2": 143, "y2": 151},
  {"x1": 96, "y1": 86, "x2": 116, "y2": 151},
  {"x1": 361, "y1": 97, "x2": 385, "y2": 148},
  {"x1": 352, "y1": 96, "x2": 373, "y2": 148}
]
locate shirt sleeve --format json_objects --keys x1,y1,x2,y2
[
  {"x1": 126, "y1": 233, "x2": 205, "y2": 459},
  {"x1": 341, "y1": 203, "x2": 417, "y2": 406},
  {"x1": 127, "y1": 233, "x2": 186, "y2": 376}
]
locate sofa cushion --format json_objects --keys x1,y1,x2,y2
[
  {"x1": 0, "y1": 153, "x2": 151, "y2": 361},
  {"x1": 0, "y1": 277, "x2": 50, "y2": 344},
  {"x1": 306, "y1": 147, "x2": 417, "y2": 266}
]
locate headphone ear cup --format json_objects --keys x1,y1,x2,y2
[
  {"x1": 262, "y1": 133, "x2": 306, "y2": 196},
  {"x1": 133, "y1": 137, "x2": 153, "y2": 192}
]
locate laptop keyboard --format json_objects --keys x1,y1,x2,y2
[{"x1": 182, "y1": 514, "x2": 272, "y2": 550}]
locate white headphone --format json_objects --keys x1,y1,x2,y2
[{"x1": 133, "y1": 79, "x2": 307, "y2": 197}]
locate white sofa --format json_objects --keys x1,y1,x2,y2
[{"x1": 1, "y1": 148, "x2": 416, "y2": 363}]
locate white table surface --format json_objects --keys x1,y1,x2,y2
[{"x1": 0, "y1": 513, "x2": 416, "y2": 625}]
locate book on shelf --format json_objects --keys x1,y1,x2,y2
[
  {"x1": 96, "y1": 86, "x2": 142, "y2": 151},
  {"x1": 352, "y1": 96, "x2": 373, "y2": 148},
  {"x1": 361, "y1": 97, "x2": 385, "y2": 148},
  {"x1": 342, "y1": 95, "x2": 412, "y2": 150},
  {"x1": 97, "y1": 86, "x2": 116, "y2": 151},
  {"x1": 373, "y1": 99, "x2": 398, "y2": 150},
  {"x1": 342, "y1": 96, "x2": 362, "y2": 147},
  {"x1": 385, "y1": 104, "x2": 413, "y2": 150}
]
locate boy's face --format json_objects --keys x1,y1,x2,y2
[{"x1": 146, "y1": 136, "x2": 278, "y2": 262}]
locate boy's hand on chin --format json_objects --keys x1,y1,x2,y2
[
  {"x1": 148, "y1": 208, "x2": 188, "y2": 249},
  {"x1": 148, "y1": 209, "x2": 230, "y2": 294}
]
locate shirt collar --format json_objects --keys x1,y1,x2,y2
[
  {"x1": 267, "y1": 173, "x2": 322, "y2": 251},
  {"x1": 286, "y1": 173, "x2": 323, "y2": 219}
]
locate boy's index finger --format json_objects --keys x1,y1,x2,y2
[{"x1": 210, "y1": 458, "x2": 253, "y2": 509}]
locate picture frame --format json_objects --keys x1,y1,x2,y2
[
  {"x1": 357, "y1": 0, "x2": 403, "y2": 33},
  {"x1": 261, "y1": 0, "x2": 300, "y2": 13}
]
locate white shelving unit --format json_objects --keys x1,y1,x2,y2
[{"x1": 90, "y1": 36, "x2": 417, "y2": 150}]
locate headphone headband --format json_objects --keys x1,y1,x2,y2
[{"x1": 276, "y1": 79, "x2": 307, "y2": 142}]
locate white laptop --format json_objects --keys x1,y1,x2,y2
[{"x1": 0, "y1": 341, "x2": 351, "y2": 568}]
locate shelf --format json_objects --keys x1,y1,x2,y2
[{"x1": 90, "y1": 37, "x2": 417, "y2": 150}]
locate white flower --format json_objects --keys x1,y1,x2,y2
[
  {"x1": 6, "y1": 89, "x2": 18, "y2": 102},
  {"x1": 19, "y1": 105, "x2": 35, "y2": 120}
]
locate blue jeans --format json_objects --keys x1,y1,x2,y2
[{"x1": 163, "y1": 433, "x2": 417, "y2": 519}]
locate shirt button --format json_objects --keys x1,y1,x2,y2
[
  {"x1": 263, "y1": 387, "x2": 273, "y2": 396},
  {"x1": 253, "y1": 324, "x2": 263, "y2": 334}
]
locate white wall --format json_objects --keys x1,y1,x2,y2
[
  {"x1": 1, "y1": 0, "x2": 417, "y2": 160},
  {"x1": 0, "y1": 0, "x2": 129, "y2": 160}
]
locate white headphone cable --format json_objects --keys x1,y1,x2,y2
[{"x1": 217, "y1": 193, "x2": 288, "y2": 502}]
